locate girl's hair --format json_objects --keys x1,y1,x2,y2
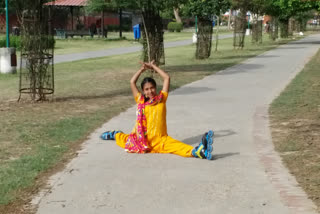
[{"x1": 141, "y1": 77, "x2": 157, "y2": 90}]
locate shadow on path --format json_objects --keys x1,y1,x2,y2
[
  {"x1": 211, "y1": 152, "x2": 240, "y2": 160},
  {"x1": 166, "y1": 63, "x2": 236, "y2": 73},
  {"x1": 218, "y1": 55, "x2": 277, "y2": 60},
  {"x1": 217, "y1": 63, "x2": 264, "y2": 75},
  {"x1": 172, "y1": 86, "x2": 215, "y2": 95},
  {"x1": 277, "y1": 46, "x2": 305, "y2": 50},
  {"x1": 291, "y1": 40, "x2": 320, "y2": 45},
  {"x1": 181, "y1": 130, "x2": 239, "y2": 161},
  {"x1": 181, "y1": 129, "x2": 237, "y2": 146}
]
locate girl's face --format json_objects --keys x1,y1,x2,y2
[{"x1": 142, "y1": 82, "x2": 156, "y2": 99}]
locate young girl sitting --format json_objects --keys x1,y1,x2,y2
[{"x1": 101, "y1": 61, "x2": 214, "y2": 160}]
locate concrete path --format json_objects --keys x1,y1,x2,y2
[
  {"x1": 53, "y1": 34, "x2": 233, "y2": 64},
  {"x1": 19, "y1": 34, "x2": 233, "y2": 68},
  {"x1": 32, "y1": 34, "x2": 320, "y2": 214}
]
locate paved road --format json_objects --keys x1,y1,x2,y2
[{"x1": 32, "y1": 34, "x2": 320, "y2": 214}]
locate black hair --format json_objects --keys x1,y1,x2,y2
[{"x1": 141, "y1": 77, "x2": 157, "y2": 90}]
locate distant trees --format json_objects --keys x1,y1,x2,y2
[{"x1": 264, "y1": 0, "x2": 316, "y2": 38}]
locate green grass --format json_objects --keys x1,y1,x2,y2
[
  {"x1": 54, "y1": 37, "x2": 137, "y2": 55},
  {"x1": 0, "y1": 33, "x2": 304, "y2": 212},
  {"x1": 270, "y1": 49, "x2": 320, "y2": 210}
]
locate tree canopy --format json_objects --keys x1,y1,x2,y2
[
  {"x1": 185, "y1": 0, "x2": 231, "y2": 19},
  {"x1": 265, "y1": 0, "x2": 318, "y2": 21},
  {"x1": 86, "y1": 0, "x2": 117, "y2": 13}
]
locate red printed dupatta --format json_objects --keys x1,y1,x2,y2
[{"x1": 125, "y1": 92, "x2": 163, "y2": 153}]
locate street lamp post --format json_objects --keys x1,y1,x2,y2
[{"x1": 5, "y1": 0, "x2": 10, "y2": 47}]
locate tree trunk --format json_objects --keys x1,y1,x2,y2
[
  {"x1": 174, "y1": 7, "x2": 182, "y2": 23},
  {"x1": 119, "y1": 8, "x2": 122, "y2": 38},
  {"x1": 196, "y1": 18, "x2": 213, "y2": 59},
  {"x1": 270, "y1": 16, "x2": 279, "y2": 41},
  {"x1": 141, "y1": 9, "x2": 165, "y2": 65},
  {"x1": 280, "y1": 19, "x2": 289, "y2": 38},
  {"x1": 233, "y1": 11, "x2": 247, "y2": 49},
  {"x1": 101, "y1": 11, "x2": 104, "y2": 38},
  {"x1": 227, "y1": 9, "x2": 232, "y2": 30},
  {"x1": 251, "y1": 18, "x2": 262, "y2": 43},
  {"x1": 18, "y1": 1, "x2": 54, "y2": 101},
  {"x1": 288, "y1": 18, "x2": 295, "y2": 36},
  {"x1": 215, "y1": 15, "x2": 220, "y2": 52}
]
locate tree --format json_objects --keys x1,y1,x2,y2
[
  {"x1": 185, "y1": 0, "x2": 230, "y2": 59},
  {"x1": 265, "y1": 0, "x2": 315, "y2": 38},
  {"x1": 87, "y1": 0, "x2": 117, "y2": 38},
  {"x1": 91, "y1": 0, "x2": 187, "y2": 64},
  {"x1": 171, "y1": 0, "x2": 188, "y2": 23},
  {"x1": 112, "y1": 0, "x2": 187, "y2": 65},
  {"x1": 13, "y1": 0, "x2": 55, "y2": 101}
]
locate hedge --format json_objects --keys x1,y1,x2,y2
[
  {"x1": 167, "y1": 22, "x2": 183, "y2": 32},
  {"x1": 0, "y1": 36, "x2": 21, "y2": 50}
]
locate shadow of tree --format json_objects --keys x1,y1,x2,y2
[
  {"x1": 291, "y1": 40, "x2": 320, "y2": 45},
  {"x1": 216, "y1": 54, "x2": 277, "y2": 60},
  {"x1": 216, "y1": 63, "x2": 264, "y2": 75},
  {"x1": 54, "y1": 88, "x2": 131, "y2": 102},
  {"x1": 277, "y1": 46, "x2": 305, "y2": 50},
  {"x1": 171, "y1": 86, "x2": 215, "y2": 95},
  {"x1": 166, "y1": 63, "x2": 236, "y2": 73}
]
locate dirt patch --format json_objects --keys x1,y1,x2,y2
[{"x1": 271, "y1": 118, "x2": 320, "y2": 211}]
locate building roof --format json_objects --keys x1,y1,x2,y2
[{"x1": 44, "y1": 0, "x2": 88, "y2": 6}]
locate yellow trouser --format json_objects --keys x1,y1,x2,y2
[{"x1": 115, "y1": 132, "x2": 194, "y2": 158}]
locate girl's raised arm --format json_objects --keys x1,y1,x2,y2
[
  {"x1": 130, "y1": 63, "x2": 146, "y2": 98},
  {"x1": 147, "y1": 61, "x2": 170, "y2": 93}
]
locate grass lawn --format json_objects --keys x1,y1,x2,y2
[
  {"x1": 0, "y1": 34, "x2": 305, "y2": 213},
  {"x1": 270, "y1": 49, "x2": 320, "y2": 211},
  {"x1": 54, "y1": 37, "x2": 137, "y2": 55}
]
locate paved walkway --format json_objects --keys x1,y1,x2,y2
[
  {"x1": 32, "y1": 34, "x2": 320, "y2": 214},
  {"x1": 53, "y1": 34, "x2": 233, "y2": 64},
  {"x1": 18, "y1": 34, "x2": 233, "y2": 68}
]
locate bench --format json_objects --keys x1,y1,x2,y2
[
  {"x1": 55, "y1": 29, "x2": 94, "y2": 39},
  {"x1": 65, "y1": 30, "x2": 93, "y2": 38}
]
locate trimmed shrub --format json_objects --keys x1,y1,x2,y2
[
  {"x1": 167, "y1": 22, "x2": 183, "y2": 32},
  {"x1": 0, "y1": 36, "x2": 22, "y2": 50},
  {"x1": 106, "y1": 24, "x2": 131, "y2": 32}
]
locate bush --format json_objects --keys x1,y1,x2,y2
[
  {"x1": 106, "y1": 24, "x2": 131, "y2": 32},
  {"x1": 0, "y1": 37, "x2": 5, "y2": 48},
  {"x1": 0, "y1": 36, "x2": 21, "y2": 50},
  {"x1": 107, "y1": 24, "x2": 119, "y2": 32},
  {"x1": 167, "y1": 22, "x2": 183, "y2": 32}
]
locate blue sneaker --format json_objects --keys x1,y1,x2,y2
[
  {"x1": 192, "y1": 130, "x2": 214, "y2": 160},
  {"x1": 100, "y1": 130, "x2": 122, "y2": 140}
]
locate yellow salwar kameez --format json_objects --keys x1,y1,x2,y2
[{"x1": 115, "y1": 91, "x2": 193, "y2": 157}]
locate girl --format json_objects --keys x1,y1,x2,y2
[{"x1": 101, "y1": 61, "x2": 214, "y2": 160}]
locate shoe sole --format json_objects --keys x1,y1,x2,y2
[{"x1": 205, "y1": 130, "x2": 214, "y2": 160}]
